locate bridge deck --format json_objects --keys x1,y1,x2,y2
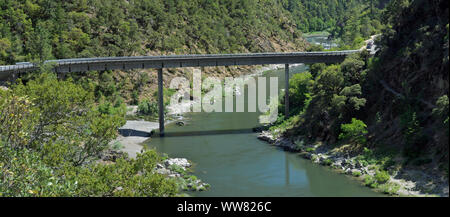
[
  {"x1": 0, "y1": 50, "x2": 359, "y2": 136},
  {"x1": 1, "y1": 51, "x2": 358, "y2": 77}
]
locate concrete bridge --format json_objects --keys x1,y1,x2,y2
[{"x1": 0, "y1": 50, "x2": 359, "y2": 136}]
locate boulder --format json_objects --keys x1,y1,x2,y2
[
  {"x1": 176, "y1": 121, "x2": 185, "y2": 126},
  {"x1": 257, "y1": 131, "x2": 275, "y2": 143},
  {"x1": 164, "y1": 158, "x2": 191, "y2": 169}
]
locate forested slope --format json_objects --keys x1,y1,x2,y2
[
  {"x1": 282, "y1": 0, "x2": 389, "y2": 48},
  {"x1": 269, "y1": 0, "x2": 448, "y2": 196},
  {"x1": 1, "y1": 0, "x2": 313, "y2": 104},
  {"x1": 0, "y1": 0, "x2": 306, "y2": 65},
  {"x1": 366, "y1": 0, "x2": 449, "y2": 162}
]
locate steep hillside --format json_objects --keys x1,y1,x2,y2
[
  {"x1": 267, "y1": 0, "x2": 448, "y2": 196},
  {"x1": 1, "y1": 0, "x2": 309, "y2": 103},
  {"x1": 282, "y1": 0, "x2": 389, "y2": 48},
  {"x1": 0, "y1": 0, "x2": 305, "y2": 64},
  {"x1": 365, "y1": 0, "x2": 449, "y2": 162}
]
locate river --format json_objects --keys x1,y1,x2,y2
[{"x1": 145, "y1": 35, "x2": 382, "y2": 197}]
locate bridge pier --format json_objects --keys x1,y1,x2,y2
[
  {"x1": 158, "y1": 68, "x2": 165, "y2": 137},
  {"x1": 285, "y1": 64, "x2": 289, "y2": 118},
  {"x1": 8, "y1": 72, "x2": 17, "y2": 84}
]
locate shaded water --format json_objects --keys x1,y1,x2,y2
[{"x1": 146, "y1": 36, "x2": 381, "y2": 197}]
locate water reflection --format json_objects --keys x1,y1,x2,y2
[{"x1": 285, "y1": 152, "x2": 290, "y2": 186}]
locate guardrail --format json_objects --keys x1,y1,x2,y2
[
  {"x1": 0, "y1": 50, "x2": 359, "y2": 136},
  {"x1": 1, "y1": 50, "x2": 358, "y2": 76}
]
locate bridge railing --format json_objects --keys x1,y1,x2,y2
[
  {"x1": 1, "y1": 50, "x2": 359, "y2": 74},
  {"x1": 0, "y1": 50, "x2": 360, "y2": 136}
]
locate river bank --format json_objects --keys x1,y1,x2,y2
[
  {"x1": 257, "y1": 131, "x2": 449, "y2": 197},
  {"x1": 108, "y1": 109, "x2": 209, "y2": 193}
]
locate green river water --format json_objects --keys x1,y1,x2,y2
[{"x1": 145, "y1": 36, "x2": 382, "y2": 197}]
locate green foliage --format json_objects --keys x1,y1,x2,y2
[
  {"x1": 0, "y1": 73, "x2": 179, "y2": 197},
  {"x1": 96, "y1": 71, "x2": 117, "y2": 99},
  {"x1": 309, "y1": 63, "x2": 326, "y2": 78},
  {"x1": 341, "y1": 55, "x2": 366, "y2": 85},
  {"x1": 282, "y1": 0, "x2": 385, "y2": 42},
  {"x1": 269, "y1": 115, "x2": 302, "y2": 137},
  {"x1": 322, "y1": 158, "x2": 333, "y2": 166},
  {"x1": 433, "y1": 95, "x2": 449, "y2": 135},
  {"x1": 356, "y1": 147, "x2": 397, "y2": 170},
  {"x1": 369, "y1": 0, "x2": 448, "y2": 161},
  {"x1": 169, "y1": 164, "x2": 188, "y2": 177},
  {"x1": 0, "y1": 141, "x2": 76, "y2": 197},
  {"x1": 379, "y1": 182, "x2": 400, "y2": 195},
  {"x1": 0, "y1": 0, "x2": 306, "y2": 65},
  {"x1": 374, "y1": 170, "x2": 390, "y2": 184},
  {"x1": 283, "y1": 72, "x2": 313, "y2": 116},
  {"x1": 339, "y1": 118, "x2": 368, "y2": 144},
  {"x1": 0, "y1": 90, "x2": 35, "y2": 149},
  {"x1": 305, "y1": 147, "x2": 316, "y2": 152},
  {"x1": 0, "y1": 140, "x2": 178, "y2": 196},
  {"x1": 272, "y1": 53, "x2": 369, "y2": 142},
  {"x1": 352, "y1": 170, "x2": 362, "y2": 177},
  {"x1": 364, "y1": 170, "x2": 391, "y2": 190},
  {"x1": 400, "y1": 108, "x2": 428, "y2": 160},
  {"x1": 364, "y1": 175, "x2": 378, "y2": 188},
  {"x1": 313, "y1": 65, "x2": 344, "y2": 97},
  {"x1": 138, "y1": 99, "x2": 158, "y2": 116},
  {"x1": 71, "y1": 150, "x2": 178, "y2": 197},
  {"x1": 8, "y1": 73, "x2": 125, "y2": 166},
  {"x1": 131, "y1": 90, "x2": 140, "y2": 106}
]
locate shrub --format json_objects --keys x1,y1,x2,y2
[
  {"x1": 12, "y1": 73, "x2": 125, "y2": 165},
  {"x1": 138, "y1": 99, "x2": 158, "y2": 116},
  {"x1": 374, "y1": 170, "x2": 390, "y2": 184},
  {"x1": 432, "y1": 95, "x2": 449, "y2": 135},
  {"x1": 98, "y1": 98, "x2": 126, "y2": 117},
  {"x1": 0, "y1": 141, "x2": 76, "y2": 197},
  {"x1": 400, "y1": 109, "x2": 427, "y2": 159},
  {"x1": 287, "y1": 72, "x2": 313, "y2": 114},
  {"x1": 131, "y1": 90, "x2": 139, "y2": 105},
  {"x1": 305, "y1": 147, "x2": 316, "y2": 152},
  {"x1": 72, "y1": 150, "x2": 178, "y2": 197},
  {"x1": 3, "y1": 73, "x2": 125, "y2": 166},
  {"x1": 338, "y1": 118, "x2": 368, "y2": 144},
  {"x1": 322, "y1": 158, "x2": 333, "y2": 166},
  {"x1": 0, "y1": 140, "x2": 179, "y2": 196},
  {"x1": 364, "y1": 175, "x2": 378, "y2": 188},
  {"x1": 379, "y1": 183, "x2": 400, "y2": 195},
  {"x1": 0, "y1": 90, "x2": 35, "y2": 149},
  {"x1": 352, "y1": 170, "x2": 362, "y2": 177}
]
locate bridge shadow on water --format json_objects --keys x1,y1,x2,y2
[
  {"x1": 118, "y1": 128, "x2": 261, "y2": 138},
  {"x1": 152, "y1": 128, "x2": 260, "y2": 138},
  {"x1": 118, "y1": 129, "x2": 152, "y2": 137}
]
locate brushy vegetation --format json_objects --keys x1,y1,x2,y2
[
  {"x1": 138, "y1": 99, "x2": 159, "y2": 116},
  {"x1": 0, "y1": 0, "x2": 308, "y2": 65},
  {"x1": 339, "y1": 118, "x2": 368, "y2": 144},
  {"x1": 0, "y1": 73, "x2": 179, "y2": 196},
  {"x1": 269, "y1": 0, "x2": 449, "y2": 194}
]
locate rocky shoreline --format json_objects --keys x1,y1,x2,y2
[
  {"x1": 257, "y1": 131, "x2": 449, "y2": 197},
  {"x1": 156, "y1": 158, "x2": 210, "y2": 192}
]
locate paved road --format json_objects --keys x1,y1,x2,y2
[{"x1": 360, "y1": 34, "x2": 380, "y2": 55}]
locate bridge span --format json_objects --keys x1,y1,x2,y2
[{"x1": 0, "y1": 50, "x2": 359, "y2": 136}]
